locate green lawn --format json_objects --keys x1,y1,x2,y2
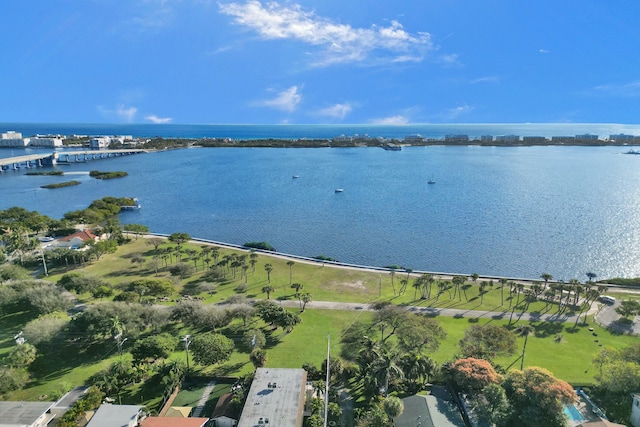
[{"x1": 3, "y1": 236, "x2": 639, "y2": 405}]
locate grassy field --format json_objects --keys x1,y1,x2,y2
[{"x1": 2, "y1": 236, "x2": 638, "y2": 405}]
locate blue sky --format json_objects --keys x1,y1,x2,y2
[{"x1": 2, "y1": 1, "x2": 640, "y2": 125}]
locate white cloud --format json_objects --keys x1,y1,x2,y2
[
  {"x1": 317, "y1": 103, "x2": 353, "y2": 120},
  {"x1": 469, "y1": 76, "x2": 499, "y2": 84},
  {"x1": 116, "y1": 104, "x2": 138, "y2": 121},
  {"x1": 259, "y1": 86, "x2": 302, "y2": 112},
  {"x1": 436, "y1": 53, "x2": 461, "y2": 67},
  {"x1": 97, "y1": 104, "x2": 138, "y2": 122},
  {"x1": 445, "y1": 104, "x2": 473, "y2": 120},
  {"x1": 146, "y1": 114, "x2": 173, "y2": 123},
  {"x1": 539, "y1": 48, "x2": 550, "y2": 54},
  {"x1": 370, "y1": 115, "x2": 410, "y2": 125},
  {"x1": 219, "y1": 1, "x2": 433, "y2": 66},
  {"x1": 592, "y1": 81, "x2": 640, "y2": 97}
]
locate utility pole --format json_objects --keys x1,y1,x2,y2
[
  {"x1": 324, "y1": 333, "x2": 330, "y2": 427},
  {"x1": 182, "y1": 335, "x2": 192, "y2": 370}
]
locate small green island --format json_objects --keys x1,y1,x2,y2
[
  {"x1": 89, "y1": 170, "x2": 128, "y2": 179},
  {"x1": 25, "y1": 171, "x2": 64, "y2": 176},
  {"x1": 40, "y1": 180, "x2": 81, "y2": 189}
]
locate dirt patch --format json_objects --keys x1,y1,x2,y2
[{"x1": 335, "y1": 280, "x2": 366, "y2": 290}]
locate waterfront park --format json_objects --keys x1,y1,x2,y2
[{"x1": 1, "y1": 201, "x2": 639, "y2": 425}]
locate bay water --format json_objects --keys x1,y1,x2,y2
[{"x1": 2, "y1": 132, "x2": 640, "y2": 281}]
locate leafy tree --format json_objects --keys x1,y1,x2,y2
[
  {"x1": 123, "y1": 223, "x2": 149, "y2": 240},
  {"x1": 190, "y1": 332, "x2": 234, "y2": 366},
  {"x1": 229, "y1": 303, "x2": 256, "y2": 326},
  {"x1": 300, "y1": 292, "x2": 312, "y2": 312},
  {"x1": 503, "y1": 366, "x2": 575, "y2": 427},
  {"x1": 23, "y1": 283, "x2": 74, "y2": 314},
  {"x1": 274, "y1": 310, "x2": 301, "y2": 332},
  {"x1": 131, "y1": 334, "x2": 176, "y2": 363},
  {"x1": 168, "y1": 232, "x2": 191, "y2": 244},
  {"x1": 146, "y1": 237, "x2": 165, "y2": 252},
  {"x1": 250, "y1": 348, "x2": 268, "y2": 368},
  {"x1": 243, "y1": 329, "x2": 266, "y2": 350},
  {"x1": 0, "y1": 264, "x2": 30, "y2": 281},
  {"x1": 22, "y1": 312, "x2": 69, "y2": 348},
  {"x1": 87, "y1": 239, "x2": 118, "y2": 261},
  {"x1": 616, "y1": 300, "x2": 640, "y2": 319},
  {"x1": 473, "y1": 383, "x2": 511, "y2": 426},
  {"x1": 91, "y1": 285, "x2": 114, "y2": 299},
  {"x1": 383, "y1": 395, "x2": 404, "y2": 424},
  {"x1": 355, "y1": 404, "x2": 389, "y2": 427},
  {"x1": 450, "y1": 357, "x2": 504, "y2": 392},
  {"x1": 459, "y1": 324, "x2": 517, "y2": 359},
  {"x1": 128, "y1": 279, "x2": 174, "y2": 298},
  {"x1": 169, "y1": 263, "x2": 194, "y2": 280},
  {"x1": 0, "y1": 366, "x2": 29, "y2": 394},
  {"x1": 4, "y1": 343, "x2": 37, "y2": 368},
  {"x1": 400, "y1": 352, "x2": 437, "y2": 386}
]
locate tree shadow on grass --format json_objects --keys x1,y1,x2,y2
[
  {"x1": 211, "y1": 362, "x2": 248, "y2": 377},
  {"x1": 532, "y1": 322, "x2": 564, "y2": 338}
]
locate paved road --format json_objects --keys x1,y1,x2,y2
[{"x1": 280, "y1": 298, "x2": 639, "y2": 335}]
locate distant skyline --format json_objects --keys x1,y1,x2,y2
[{"x1": 2, "y1": 1, "x2": 640, "y2": 125}]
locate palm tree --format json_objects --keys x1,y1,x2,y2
[
  {"x1": 479, "y1": 281, "x2": 487, "y2": 304},
  {"x1": 300, "y1": 292, "x2": 312, "y2": 312},
  {"x1": 264, "y1": 263, "x2": 273, "y2": 283},
  {"x1": 249, "y1": 252, "x2": 258, "y2": 273},
  {"x1": 262, "y1": 285, "x2": 275, "y2": 299},
  {"x1": 499, "y1": 278, "x2": 508, "y2": 306},
  {"x1": 515, "y1": 324, "x2": 535, "y2": 370},
  {"x1": 389, "y1": 270, "x2": 397, "y2": 296},
  {"x1": 291, "y1": 282, "x2": 303, "y2": 296},
  {"x1": 287, "y1": 261, "x2": 295, "y2": 284},
  {"x1": 586, "y1": 271, "x2": 597, "y2": 283},
  {"x1": 370, "y1": 350, "x2": 403, "y2": 396},
  {"x1": 383, "y1": 396, "x2": 404, "y2": 425},
  {"x1": 540, "y1": 272, "x2": 553, "y2": 290},
  {"x1": 412, "y1": 279, "x2": 422, "y2": 300}
]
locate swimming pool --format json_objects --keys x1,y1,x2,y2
[{"x1": 564, "y1": 404, "x2": 587, "y2": 422}]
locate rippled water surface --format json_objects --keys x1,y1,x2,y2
[{"x1": 2, "y1": 145, "x2": 640, "y2": 280}]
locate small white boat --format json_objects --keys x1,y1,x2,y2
[
  {"x1": 292, "y1": 175, "x2": 300, "y2": 179},
  {"x1": 428, "y1": 179, "x2": 436, "y2": 184},
  {"x1": 335, "y1": 188, "x2": 344, "y2": 193}
]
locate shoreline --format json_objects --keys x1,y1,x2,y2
[{"x1": 149, "y1": 233, "x2": 634, "y2": 290}]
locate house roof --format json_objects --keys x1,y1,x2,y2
[
  {"x1": 59, "y1": 229, "x2": 97, "y2": 242},
  {"x1": 395, "y1": 394, "x2": 465, "y2": 427},
  {"x1": 212, "y1": 393, "x2": 236, "y2": 420},
  {"x1": 237, "y1": 368, "x2": 307, "y2": 427},
  {"x1": 86, "y1": 404, "x2": 143, "y2": 427},
  {"x1": 165, "y1": 407, "x2": 192, "y2": 418},
  {"x1": 141, "y1": 417, "x2": 209, "y2": 427},
  {"x1": 0, "y1": 401, "x2": 55, "y2": 427},
  {"x1": 578, "y1": 420, "x2": 628, "y2": 427}
]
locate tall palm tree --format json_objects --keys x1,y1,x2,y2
[
  {"x1": 515, "y1": 324, "x2": 535, "y2": 370},
  {"x1": 586, "y1": 272, "x2": 597, "y2": 283},
  {"x1": 499, "y1": 278, "x2": 508, "y2": 306},
  {"x1": 264, "y1": 263, "x2": 273, "y2": 283},
  {"x1": 249, "y1": 252, "x2": 258, "y2": 273},
  {"x1": 262, "y1": 285, "x2": 275, "y2": 299},
  {"x1": 370, "y1": 350, "x2": 403, "y2": 396},
  {"x1": 540, "y1": 272, "x2": 553, "y2": 290},
  {"x1": 287, "y1": 261, "x2": 295, "y2": 284}
]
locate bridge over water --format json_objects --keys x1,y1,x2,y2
[{"x1": 0, "y1": 149, "x2": 148, "y2": 172}]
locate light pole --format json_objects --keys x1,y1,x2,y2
[{"x1": 182, "y1": 335, "x2": 192, "y2": 370}]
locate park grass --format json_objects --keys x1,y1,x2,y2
[{"x1": 4, "y1": 236, "x2": 639, "y2": 404}]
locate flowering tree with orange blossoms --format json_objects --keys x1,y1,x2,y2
[
  {"x1": 503, "y1": 366, "x2": 576, "y2": 427},
  {"x1": 450, "y1": 357, "x2": 504, "y2": 393}
]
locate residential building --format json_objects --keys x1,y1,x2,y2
[
  {"x1": 394, "y1": 392, "x2": 465, "y2": 427},
  {"x1": 631, "y1": 393, "x2": 640, "y2": 427},
  {"x1": 0, "y1": 401, "x2": 56, "y2": 427},
  {"x1": 51, "y1": 229, "x2": 100, "y2": 249},
  {"x1": 211, "y1": 393, "x2": 238, "y2": 427},
  {"x1": 495, "y1": 135, "x2": 520, "y2": 143},
  {"x1": 29, "y1": 136, "x2": 63, "y2": 148},
  {"x1": 609, "y1": 134, "x2": 636, "y2": 143},
  {"x1": 404, "y1": 134, "x2": 425, "y2": 143},
  {"x1": 480, "y1": 135, "x2": 493, "y2": 143},
  {"x1": 90, "y1": 137, "x2": 111, "y2": 149},
  {"x1": 0, "y1": 130, "x2": 28, "y2": 147},
  {"x1": 141, "y1": 416, "x2": 208, "y2": 427},
  {"x1": 522, "y1": 136, "x2": 548, "y2": 144},
  {"x1": 85, "y1": 404, "x2": 143, "y2": 427},
  {"x1": 237, "y1": 368, "x2": 307, "y2": 427},
  {"x1": 575, "y1": 134, "x2": 599, "y2": 141}
]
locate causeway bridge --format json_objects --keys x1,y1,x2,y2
[{"x1": 0, "y1": 149, "x2": 148, "y2": 172}]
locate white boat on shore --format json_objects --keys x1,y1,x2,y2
[{"x1": 335, "y1": 188, "x2": 344, "y2": 193}]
